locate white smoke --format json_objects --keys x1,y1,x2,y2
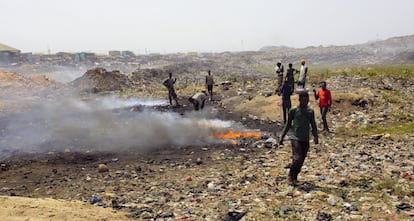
[{"x1": 0, "y1": 96, "x2": 237, "y2": 157}]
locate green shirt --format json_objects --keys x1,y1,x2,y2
[{"x1": 281, "y1": 106, "x2": 318, "y2": 142}]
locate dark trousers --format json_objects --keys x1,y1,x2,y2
[
  {"x1": 282, "y1": 99, "x2": 291, "y2": 124},
  {"x1": 207, "y1": 85, "x2": 213, "y2": 99},
  {"x1": 168, "y1": 89, "x2": 178, "y2": 105},
  {"x1": 288, "y1": 82, "x2": 294, "y2": 93},
  {"x1": 289, "y1": 140, "x2": 310, "y2": 181},
  {"x1": 320, "y1": 107, "x2": 329, "y2": 130},
  {"x1": 192, "y1": 100, "x2": 205, "y2": 111}
]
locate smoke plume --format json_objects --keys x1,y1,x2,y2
[{"x1": 0, "y1": 96, "x2": 237, "y2": 157}]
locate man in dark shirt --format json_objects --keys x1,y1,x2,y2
[
  {"x1": 205, "y1": 70, "x2": 214, "y2": 101},
  {"x1": 162, "y1": 72, "x2": 180, "y2": 106},
  {"x1": 285, "y1": 63, "x2": 296, "y2": 92},
  {"x1": 278, "y1": 79, "x2": 293, "y2": 125},
  {"x1": 279, "y1": 92, "x2": 319, "y2": 186}
]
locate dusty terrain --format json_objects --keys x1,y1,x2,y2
[{"x1": 0, "y1": 65, "x2": 413, "y2": 221}]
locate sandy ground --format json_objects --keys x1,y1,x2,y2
[{"x1": 0, "y1": 196, "x2": 130, "y2": 221}]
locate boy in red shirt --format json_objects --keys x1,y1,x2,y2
[{"x1": 313, "y1": 81, "x2": 332, "y2": 132}]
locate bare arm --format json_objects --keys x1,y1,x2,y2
[
  {"x1": 279, "y1": 108, "x2": 294, "y2": 144},
  {"x1": 328, "y1": 90, "x2": 332, "y2": 107},
  {"x1": 310, "y1": 110, "x2": 319, "y2": 144},
  {"x1": 313, "y1": 89, "x2": 319, "y2": 100}
]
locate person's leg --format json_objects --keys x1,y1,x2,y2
[
  {"x1": 193, "y1": 100, "x2": 199, "y2": 111},
  {"x1": 168, "y1": 91, "x2": 172, "y2": 105},
  {"x1": 278, "y1": 76, "x2": 283, "y2": 88},
  {"x1": 207, "y1": 85, "x2": 213, "y2": 100},
  {"x1": 171, "y1": 90, "x2": 179, "y2": 106},
  {"x1": 321, "y1": 107, "x2": 329, "y2": 131},
  {"x1": 287, "y1": 99, "x2": 291, "y2": 111},
  {"x1": 282, "y1": 102, "x2": 288, "y2": 124},
  {"x1": 289, "y1": 140, "x2": 310, "y2": 184}
]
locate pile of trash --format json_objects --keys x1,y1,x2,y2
[{"x1": 70, "y1": 68, "x2": 131, "y2": 93}]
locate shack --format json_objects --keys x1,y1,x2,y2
[{"x1": 0, "y1": 43, "x2": 20, "y2": 65}]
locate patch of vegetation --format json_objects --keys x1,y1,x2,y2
[
  {"x1": 219, "y1": 76, "x2": 228, "y2": 81},
  {"x1": 357, "y1": 120, "x2": 414, "y2": 136},
  {"x1": 310, "y1": 65, "x2": 414, "y2": 85},
  {"x1": 229, "y1": 72, "x2": 238, "y2": 82},
  {"x1": 318, "y1": 65, "x2": 414, "y2": 80},
  {"x1": 307, "y1": 67, "x2": 338, "y2": 85},
  {"x1": 375, "y1": 178, "x2": 408, "y2": 196},
  {"x1": 273, "y1": 207, "x2": 298, "y2": 220},
  {"x1": 381, "y1": 90, "x2": 403, "y2": 104},
  {"x1": 335, "y1": 126, "x2": 350, "y2": 135}
]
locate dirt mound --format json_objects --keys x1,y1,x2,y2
[
  {"x1": 0, "y1": 72, "x2": 61, "y2": 117},
  {"x1": 70, "y1": 68, "x2": 130, "y2": 93},
  {"x1": 0, "y1": 72, "x2": 59, "y2": 96}
]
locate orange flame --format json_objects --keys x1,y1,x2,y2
[{"x1": 210, "y1": 130, "x2": 261, "y2": 140}]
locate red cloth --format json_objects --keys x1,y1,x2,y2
[{"x1": 317, "y1": 89, "x2": 332, "y2": 108}]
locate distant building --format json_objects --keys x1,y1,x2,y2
[
  {"x1": 109, "y1": 50, "x2": 121, "y2": 56},
  {"x1": 121, "y1": 50, "x2": 135, "y2": 57},
  {"x1": 74, "y1": 52, "x2": 97, "y2": 63},
  {"x1": 20, "y1": 52, "x2": 33, "y2": 63},
  {"x1": 0, "y1": 43, "x2": 20, "y2": 65},
  {"x1": 84, "y1": 52, "x2": 97, "y2": 62}
]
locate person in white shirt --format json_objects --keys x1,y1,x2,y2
[
  {"x1": 188, "y1": 90, "x2": 208, "y2": 111},
  {"x1": 275, "y1": 61, "x2": 284, "y2": 90},
  {"x1": 298, "y1": 59, "x2": 308, "y2": 89}
]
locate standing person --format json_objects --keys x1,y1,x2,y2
[
  {"x1": 275, "y1": 61, "x2": 284, "y2": 91},
  {"x1": 278, "y1": 92, "x2": 319, "y2": 186},
  {"x1": 162, "y1": 72, "x2": 180, "y2": 106},
  {"x1": 297, "y1": 59, "x2": 308, "y2": 89},
  {"x1": 313, "y1": 81, "x2": 332, "y2": 132},
  {"x1": 278, "y1": 79, "x2": 293, "y2": 125},
  {"x1": 285, "y1": 63, "x2": 296, "y2": 92},
  {"x1": 205, "y1": 70, "x2": 214, "y2": 101},
  {"x1": 188, "y1": 90, "x2": 208, "y2": 111}
]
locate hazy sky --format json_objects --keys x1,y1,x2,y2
[{"x1": 1, "y1": 0, "x2": 414, "y2": 54}]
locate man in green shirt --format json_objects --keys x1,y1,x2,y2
[{"x1": 278, "y1": 92, "x2": 319, "y2": 186}]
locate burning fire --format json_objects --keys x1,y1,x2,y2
[
  {"x1": 192, "y1": 119, "x2": 261, "y2": 145},
  {"x1": 210, "y1": 130, "x2": 261, "y2": 145},
  {"x1": 211, "y1": 130, "x2": 261, "y2": 139}
]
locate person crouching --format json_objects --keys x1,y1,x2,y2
[{"x1": 189, "y1": 90, "x2": 208, "y2": 111}]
